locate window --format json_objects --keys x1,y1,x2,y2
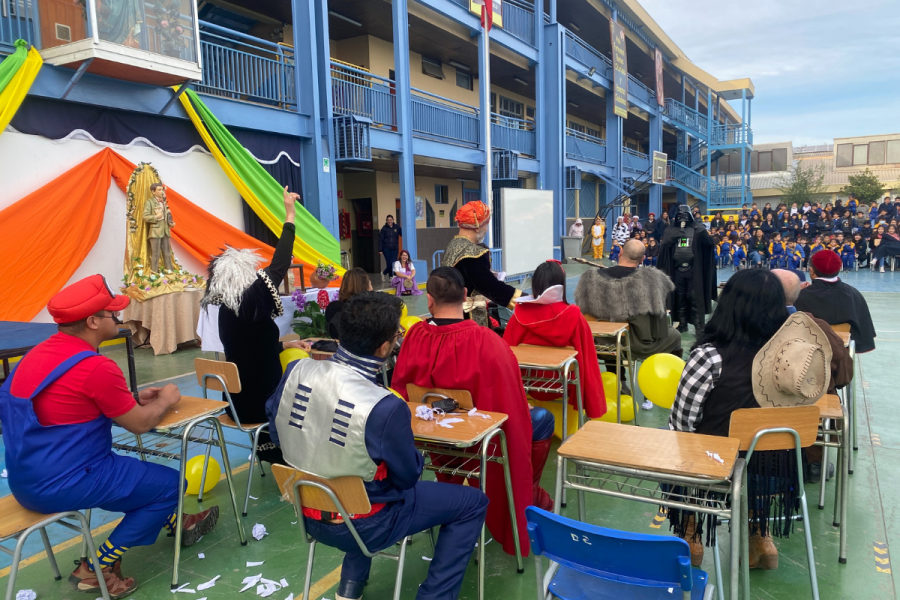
[
  {"x1": 586, "y1": 127, "x2": 601, "y2": 139},
  {"x1": 498, "y1": 96, "x2": 524, "y2": 119},
  {"x1": 869, "y1": 141, "x2": 886, "y2": 165},
  {"x1": 422, "y1": 57, "x2": 444, "y2": 80},
  {"x1": 456, "y1": 70, "x2": 472, "y2": 90},
  {"x1": 625, "y1": 140, "x2": 638, "y2": 151},
  {"x1": 526, "y1": 105, "x2": 535, "y2": 119},
  {"x1": 758, "y1": 151, "x2": 772, "y2": 172},
  {"x1": 568, "y1": 121, "x2": 586, "y2": 134},
  {"x1": 772, "y1": 148, "x2": 788, "y2": 171},
  {"x1": 490, "y1": 92, "x2": 497, "y2": 112},
  {"x1": 425, "y1": 199, "x2": 435, "y2": 227},
  {"x1": 749, "y1": 151, "x2": 758, "y2": 173},
  {"x1": 434, "y1": 184, "x2": 449, "y2": 205},
  {"x1": 836, "y1": 144, "x2": 853, "y2": 167},
  {"x1": 888, "y1": 140, "x2": 900, "y2": 164},
  {"x1": 853, "y1": 144, "x2": 868, "y2": 166}
]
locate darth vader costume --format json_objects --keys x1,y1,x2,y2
[{"x1": 658, "y1": 205, "x2": 717, "y2": 333}]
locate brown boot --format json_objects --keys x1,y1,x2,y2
[
  {"x1": 76, "y1": 559, "x2": 138, "y2": 599},
  {"x1": 748, "y1": 533, "x2": 778, "y2": 570},
  {"x1": 172, "y1": 506, "x2": 220, "y2": 547},
  {"x1": 679, "y1": 515, "x2": 704, "y2": 567}
]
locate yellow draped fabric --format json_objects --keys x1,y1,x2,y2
[
  {"x1": 177, "y1": 91, "x2": 346, "y2": 279},
  {"x1": 0, "y1": 44, "x2": 42, "y2": 134}
]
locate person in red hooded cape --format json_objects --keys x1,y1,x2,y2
[
  {"x1": 392, "y1": 267, "x2": 555, "y2": 559},
  {"x1": 504, "y1": 260, "x2": 606, "y2": 423}
]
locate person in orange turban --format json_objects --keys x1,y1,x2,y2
[{"x1": 440, "y1": 201, "x2": 521, "y2": 328}]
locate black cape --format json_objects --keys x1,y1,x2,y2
[
  {"x1": 658, "y1": 222, "x2": 717, "y2": 316},
  {"x1": 794, "y1": 279, "x2": 876, "y2": 353}
]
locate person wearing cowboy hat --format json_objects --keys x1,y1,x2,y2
[
  {"x1": 667, "y1": 269, "x2": 843, "y2": 570},
  {"x1": 0, "y1": 275, "x2": 219, "y2": 598}
]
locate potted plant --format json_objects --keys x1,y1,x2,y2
[
  {"x1": 291, "y1": 296, "x2": 329, "y2": 339},
  {"x1": 309, "y1": 259, "x2": 338, "y2": 289}
]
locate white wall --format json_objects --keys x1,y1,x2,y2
[{"x1": 0, "y1": 131, "x2": 244, "y2": 322}]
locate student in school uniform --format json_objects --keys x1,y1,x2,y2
[
  {"x1": 608, "y1": 239, "x2": 621, "y2": 264},
  {"x1": 732, "y1": 238, "x2": 747, "y2": 269},
  {"x1": 840, "y1": 237, "x2": 856, "y2": 270},
  {"x1": 768, "y1": 233, "x2": 786, "y2": 269},
  {"x1": 854, "y1": 233, "x2": 869, "y2": 268},
  {"x1": 785, "y1": 239, "x2": 805, "y2": 271}
]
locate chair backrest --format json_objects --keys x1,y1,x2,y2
[
  {"x1": 526, "y1": 506, "x2": 698, "y2": 594},
  {"x1": 406, "y1": 384, "x2": 474, "y2": 410},
  {"x1": 271, "y1": 464, "x2": 371, "y2": 515},
  {"x1": 194, "y1": 358, "x2": 242, "y2": 394},
  {"x1": 728, "y1": 406, "x2": 820, "y2": 451},
  {"x1": 831, "y1": 322, "x2": 851, "y2": 333}
]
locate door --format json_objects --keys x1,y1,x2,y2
[{"x1": 351, "y1": 198, "x2": 375, "y2": 273}]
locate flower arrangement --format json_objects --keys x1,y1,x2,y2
[
  {"x1": 122, "y1": 256, "x2": 204, "y2": 294},
  {"x1": 314, "y1": 260, "x2": 339, "y2": 283},
  {"x1": 292, "y1": 295, "x2": 330, "y2": 339},
  {"x1": 155, "y1": 0, "x2": 185, "y2": 56}
]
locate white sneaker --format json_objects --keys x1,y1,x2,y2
[
  {"x1": 880, "y1": 266, "x2": 885, "y2": 273},
  {"x1": 641, "y1": 400, "x2": 653, "y2": 410}
]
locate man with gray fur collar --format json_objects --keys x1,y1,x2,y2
[{"x1": 575, "y1": 239, "x2": 683, "y2": 409}]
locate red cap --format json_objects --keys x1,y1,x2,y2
[
  {"x1": 648, "y1": 212, "x2": 656, "y2": 217},
  {"x1": 47, "y1": 275, "x2": 130, "y2": 324},
  {"x1": 810, "y1": 249, "x2": 842, "y2": 277}
]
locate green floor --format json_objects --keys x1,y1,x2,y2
[{"x1": 5, "y1": 271, "x2": 899, "y2": 599}]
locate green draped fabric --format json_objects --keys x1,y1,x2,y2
[
  {"x1": 184, "y1": 89, "x2": 340, "y2": 262},
  {"x1": 0, "y1": 40, "x2": 29, "y2": 91}
]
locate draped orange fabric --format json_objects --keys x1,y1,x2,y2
[
  {"x1": 0, "y1": 148, "x2": 335, "y2": 322},
  {"x1": 0, "y1": 150, "x2": 112, "y2": 321}
]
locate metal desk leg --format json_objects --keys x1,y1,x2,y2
[
  {"x1": 851, "y1": 341, "x2": 858, "y2": 453},
  {"x1": 553, "y1": 455, "x2": 565, "y2": 516},
  {"x1": 839, "y1": 411, "x2": 850, "y2": 564},
  {"x1": 492, "y1": 430, "x2": 524, "y2": 573},
  {"x1": 560, "y1": 366, "x2": 569, "y2": 443},
  {"x1": 739, "y1": 464, "x2": 750, "y2": 600},
  {"x1": 624, "y1": 331, "x2": 638, "y2": 426},
  {"x1": 211, "y1": 416, "x2": 248, "y2": 546},
  {"x1": 477, "y1": 444, "x2": 488, "y2": 600},
  {"x1": 615, "y1": 331, "x2": 623, "y2": 424},
  {"x1": 796, "y1": 452, "x2": 821, "y2": 600},
  {"x1": 729, "y1": 459, "x2": 745, "y2": 600},
  {"x1": 818, "y1": 423, "x2": 829, "y2": 510}
]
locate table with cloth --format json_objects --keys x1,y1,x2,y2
[
  {"x1": 196, "y1": 289, "x2": 339, "y2": 353},
  {"x1": 122, "y1": 289, "x2": 204, "y2": 356}
]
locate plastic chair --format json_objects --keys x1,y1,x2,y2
[
  {"x1": 272, "y1": 464, "x2": 410, "y2": 600},
  {"x1": 527, "y1": 506, "x2": 714, "y2": 600},
  {"x1": 727, "y1": 406, "x2": 821, "y2": 600},
  {"x1": 0, "y1": 497, "x2": 109, "y2": 600},
  {"x1": 194, "y1": 358, "x2": 268, "y2": 517}
]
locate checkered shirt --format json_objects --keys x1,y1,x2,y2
[{"x1": 668, "y1": 344, "x2": 723, "y2": 432}]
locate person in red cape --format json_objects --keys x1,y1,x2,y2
[
  {"x1": 392, "y1": 267, "x2": 555, "y2": 558},
  {"x1": 504, "y1": 260, "x2": 606, "y2": 422}
]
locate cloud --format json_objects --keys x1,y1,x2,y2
[{"x1": 640, "y1": 0, "x2": 900, "y2": 143}]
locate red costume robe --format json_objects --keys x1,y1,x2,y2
[
  {"x1": 392, "y1": 320, "x2": 533, "y2": 557},
  {"x1": 503, "y1": 302, "x2": 606, "y2": 419}
]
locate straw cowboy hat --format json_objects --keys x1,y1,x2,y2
[{"x1": 752, "y1": 312, "x2": 832, "y2": 408}]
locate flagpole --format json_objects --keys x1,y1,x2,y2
[{"x1": 477, "y1": 0, "x2": 493, "y2": 247}]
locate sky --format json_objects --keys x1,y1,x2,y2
[{"x1": 638, "y1": 0, "x2": 900, "y2": 146}]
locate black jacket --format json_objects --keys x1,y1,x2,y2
[
  {"x1": 379, "y1": 224, "x2": 402, "y2": 252},
  {"x1": 794, "y1": 279, "x2": 876, "y2": 353}
]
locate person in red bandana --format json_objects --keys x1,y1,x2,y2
[{"x1": 441, "y1": 201, "x2": 521, "y2": 327}]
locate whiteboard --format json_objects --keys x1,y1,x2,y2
[{"x1": 499, "y1": 188, "x2": 554, "y2": 275}]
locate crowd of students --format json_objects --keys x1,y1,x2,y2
[{"x1": 704, "y1": 196, "x2": 900, "y2": 273}]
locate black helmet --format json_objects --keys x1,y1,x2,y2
[{"x1": 675, "y1": 205, "x2": 694, "y2": 225}]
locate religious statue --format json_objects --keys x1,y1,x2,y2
[{"x1": 122, "y1": 162, "x2": 204, "y2": 301}]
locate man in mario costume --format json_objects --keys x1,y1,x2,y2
[{"x1": 0, "y1": 275, "x2": 219, "y2": 598}]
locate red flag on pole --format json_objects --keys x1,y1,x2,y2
[{"x1": 479, "y1": 0, "x2": 493, "y2": 32}]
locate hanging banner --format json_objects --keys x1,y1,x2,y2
[
  {"x1": 655, "y1": 47, "x2": 665, "y2": 107},
  {"x1": 470, "y1": 0, "x2": 503, "y2": 29},
  {"x1": 609, "y1": 20, "x2": 628, "y2": 119}
]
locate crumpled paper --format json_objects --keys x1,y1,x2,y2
[
  {"x1": 467, "y1": 407, "x2": 492, "y2": 419},
  {"x1": 252, "y1": 523, "x2": 268, "y2": 540},
  {"x1": 437, "y1": 417, "x2": 464, "y2": 429},
  {"x1": 15, "y1": 591, "x2": 36, "y2": 600},
  {"x1": 706, "y1": 451, "x2": 725, "y2": 465}
]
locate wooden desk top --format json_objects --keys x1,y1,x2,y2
[
  {"x1": 558, "y1": 420, "x2": 739, "y2": 480},
  {"x1": 406, "y1": 402, "x2": 508, "y2": 447},
  {"x1": 837, "y1": 331, "x2": 851, "y2": 347},
  {"x1": 816, "y1": 394, "x2": 844, "y2": 420},
  {"x1": 588, "y1": 321, "x2": 629, "y2": 337},
  {"x1": 510, "y1": 345, "x2": 578, "y2": 369},
  {"x1": 155, "y1": 396, "x2": 227, "y2": 431}
]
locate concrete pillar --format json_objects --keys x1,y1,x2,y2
[
  {"x1": 392, "y1": 0, "x2": 418, "y2": 258},
  {"x1": 541, "y1": 23, "x2": 566, "y2": 256}
]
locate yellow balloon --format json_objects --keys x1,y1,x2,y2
[
  {"x1": 280, "y1": 348, "x2": 310, "y2": 372},
  {"x1": 185, "y1": 455, "x2": 220, "y2": 495},
  {"x1": 400, "y1": 302, "x2": 409, "y2": 319},
  {"x1": 531, "y1": 398, "x2": 579, "y2": 440},
  {"x1": 599, "y1": 395, "x2": 635, "y2": 423},
  {"x1": 400, "y1": 315, "x2": 423, "y2": 333},
  {"x1": 601, "y1": 372, "x2": 618, "y2": 400},
  {"x1": 638, "y1": 354, "x2": 687, "y2": 409}
]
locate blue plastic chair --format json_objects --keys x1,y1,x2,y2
[{"x1": 527, "y1": 507, "x2": 714, "y2": 600}]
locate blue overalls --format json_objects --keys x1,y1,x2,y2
[{"x1": 0, "y1": 351, "x2": 181, "y2": 549}]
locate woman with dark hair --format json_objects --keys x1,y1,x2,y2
[
  {"x1": 872, "y1": 223, "x2": 900, "y2": 272},
  {"x1": 748, "y1": 213, "x2": 762, "y2": 233},
  {"x1": 391, "y1": 249, "x2": 423, "y2": 296},
  {"x1": 747, "y1": 229, "x2": 768, "y2": 266},
  {"x1": 324, "y1": 267, "x2": 373, "y2": 338},
  {"x1": 504, "y1": 261, "x2": 607, "y2": 425},
  {"x1": 667, "y1": 269, "x2": 790, "y2": 570},
  {"x1": 760, "y1": 213, "x2": 776, "y2": 238}
]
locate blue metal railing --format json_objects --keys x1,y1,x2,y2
[
  {"x1": 411, "y1": 88, "x2": 480, "y2": 146},
  {"x1": 676, "y1": 143, "x2": 708, "y2": 170},
  {"x1": 564, "y1": 30, "x2": 611, "y2": 75},
  {"x1": 627, "y1": 73, "x2": 654, "y2": 98},
  {"x1": 502, "y1": 0, "x2": 535, "y2": 46},
  {"x1": 622, "y1": 147, "x2": 650, "y2": 172},
  {"x1": 492, "y1": 113, "x2": 535, "y2": 156},
  {"x1": 330, "y1": 61, "x2": 397, "y2": 129},
  {"x1": 667, "y1": 160, "x2": 709, "y2": 197},
  {"x1": 711, "y1": 122, "x2": 753, "y2": 146},
  {"x1": 663, "y1": 98, "x2": 709, "y2": 137},
  {"x1": 0, "y1": 0, "x2": 38, "y2": 50},
  {"x1": 565, "y1": 128, "x2": 606, "y2": 164},
  {"x1": 197, "y1": 21, "x2": 296, "y2": 109}
]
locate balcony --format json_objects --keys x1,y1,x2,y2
[
  {"x1": 564, "y1": 30, "x2": 611, "y2": 78},
  {"x1": 449, "y1": 0, "x2": 536, "y2": 47},
  {"x1": 662, "y1": 98, "x2": 709, "y2": 139},
  {"x1": 566, "y1": 128, "x2": 606, "y2": 164},
  {"x1": 196, "y1": 22, "x2": 296, "y2": 110},
  {"x1": 622, "y1": 147, "x2": 650, "y2": 172},
  {"x1": 411, "y1": 88, "x2": 480, "y2": 146},
  {"x1": 331, "y1": 60, "x2": 396, "y2": 128},
  {"x1": 492, "y1": 113, "x2": 535, "y2": 157},
  {"x1": 0, "y1": 0, "x2": 37, "y2": 50},
  {"x1": 711, "y1": 122, "x2": 753, "y2": 147},
  {"x1": 36, "y1": 0, "x2": 201, "y2": 86}
]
